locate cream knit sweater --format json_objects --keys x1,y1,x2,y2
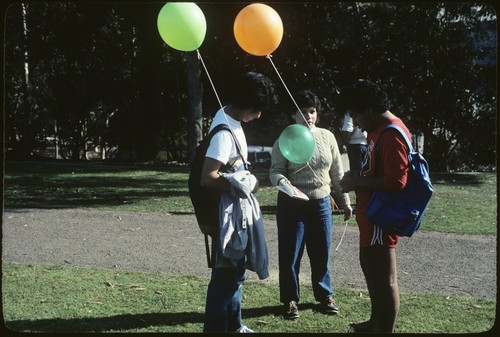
[{"x1": 269, "y1": 126, "x2": 350, "y2": 208}]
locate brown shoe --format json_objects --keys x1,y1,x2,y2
[
  {"x1": 284, "y1": 301, "x2": 299, "y2": 320},
  {"x1": 322, "y1": 297, "x2": 340, "y2": 314}
]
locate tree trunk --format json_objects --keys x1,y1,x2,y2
[
  {"x1": 16, "y1": 3, "x2": 35, "y2": 158},
  {"x1": 119, "y1": 3, "x2": 163, "y2": 162},
  {"x1": 186, "y1": 51, "x2": 203, "y2": 162}
]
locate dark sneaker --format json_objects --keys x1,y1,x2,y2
[
  {"x1": 284, "y1": 301, "x2": 299, "y2": 320},
  {"x1": 322, "y1": 297, "x2": 339, "y2": 314}
]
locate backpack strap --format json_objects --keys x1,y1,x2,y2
[
  {"x1": 200, "y1": 124, "x2": 246, "y2": 268},
  {"x1": 207, "y1": 124, "x2": 248, "y2": 170},
  {"x1": 381, "y1": 124, "x2": 414, "y2": 152},
  {"x1": 373, "y1": 123, "x2": 413, "y2": 176}
]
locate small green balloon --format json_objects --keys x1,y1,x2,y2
[
  {"x1": 278, "y1": 124, "x2": 316, "y2": 164},
  {"x1": 157, "y1": 3, "x2": 207, "y2": 52}
]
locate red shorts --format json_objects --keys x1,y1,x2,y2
[{"x1": 356, "y1": 209, "x2": 399, "y2": 248}]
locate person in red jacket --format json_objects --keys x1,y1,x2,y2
[{"x1": 339, "y1": 79, "x2": 412, "y2": 333}]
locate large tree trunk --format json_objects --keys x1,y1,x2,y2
[
  {"x1": 118, "y1": 3, "x2": 163, "y2": 162},
  {"x1": 15, "y1": 3, "x2": 36, "y2": 158},
  {"x1": 186, "y1": 51, "x2": 203, "y2": 162},
  {"x1": 134, "y1": 5, "x2": 163, "y2": 161}
]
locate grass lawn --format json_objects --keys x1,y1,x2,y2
[
  {"x1": 2, "y1": 160, "x2": 497, "y2": 333},
  {"x1": 2, "y1": 263, "x2": 496, "y2": 333}
]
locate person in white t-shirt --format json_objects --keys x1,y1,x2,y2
[
  {"x1": 201, "y1": 71, "x2": 278, "y2": 333},
  {"x1": 341, "y1": 112, "x2": 368, "y2": 172}
]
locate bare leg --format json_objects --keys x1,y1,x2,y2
[
  {"x1": 377, "y1": 246, "x2": 399, "y2": 332},
  {"x1": 352, "y1": 245, "x2": 399, "y2": 333},
  {"x1": 351, "y1": 246, "x2": 380, "y2": 332}
]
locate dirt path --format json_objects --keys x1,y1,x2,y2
[{"x1": 2, "y1": 208, "x2": 496, "y2": 300}]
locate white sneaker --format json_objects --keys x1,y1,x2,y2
[{"x1": 237, "y1": 325, "x2": 256, "y2": 333}]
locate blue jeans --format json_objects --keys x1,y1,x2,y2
[
  {"x1": 347, "y1": 143, "x2": 368, "y2": 171},
  {"x1": 203, "y1": 259, "x2": 246, "y2": 332},
  {"x1": 276, "y1": 192, "x2": 333, "y2": 304}
]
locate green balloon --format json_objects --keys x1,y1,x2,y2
[
  {"x1": 157, "y1": 3, "x2": 207, "y2": 52},
  {"x1": 278, "y1": 124, "x2": 316, "y2": 164}
]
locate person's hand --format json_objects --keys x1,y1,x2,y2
[
  {"x1": 278, "y1": 178, "x2": 309, "y2": 200},
  {"x1": 342, "y1": 204, "x2": 353, "y2": 221},
  {"x1": 340, "y1": 175, "x2": 356, "y2": 193}
]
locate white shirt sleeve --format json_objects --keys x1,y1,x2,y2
[
  {"x1": 205, "y1": 130, "x2": 235, "y2": 164},
  {"x1": 341, "y1": 113, "x2": 354, "y2": 133}
]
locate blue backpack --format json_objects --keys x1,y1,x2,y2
[{"x1": 366, "y1": 124, "x2": 433, "y2": 237}]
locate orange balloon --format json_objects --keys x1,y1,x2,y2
[{"x1": 234, "y1": 3, "x2": 283, "y2": 56}]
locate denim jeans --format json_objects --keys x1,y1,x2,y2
[
  {"x1": 276, "y1": 192, "x2": 333, "y2": 304},
  {"x1": 203, "y1": 259, "x2": 246, "y2": 332},
  {"x1": 347, "y1": 143, "x2": 368, "y2": 171}
]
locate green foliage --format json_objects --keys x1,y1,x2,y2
[
  {"x1": 3, "y1": 3, "x2": 496, "y2": 169},
  {"x1": 2, "y1": 263, "x2": 496, "y2": 333}
]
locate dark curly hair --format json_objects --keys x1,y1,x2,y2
[
  {"x1": 294, "y1": 90, "x2": 321, "y2": 112},
  {"x1": 337, "y1": 79, "x2": 390, "y2": 115},
  {"x1": 227, "y1": 72, "x2": 278, "y2": 113}
]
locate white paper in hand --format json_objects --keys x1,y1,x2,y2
[{"x1": 278, "y1": 179, "x2": 309, "y2": 200}]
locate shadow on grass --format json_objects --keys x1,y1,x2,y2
[
  {"x1": 4, "y1": 304, "x2": 294, "y2": 333},
  {"x1": 4, "y1": 160, "x2": 279, "y2": 211},
  {"x1": 5, "y1": 312, "x2": 204, "y2": 333},
  {"x1": 4, "y1": 160, "x2": 191, "y2": 210}
]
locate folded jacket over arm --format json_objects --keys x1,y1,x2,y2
[{"x1": 219, "y1": 170, "x2": 269, "y2": 280}]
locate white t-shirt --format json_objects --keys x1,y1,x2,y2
[
  {"x1": 341, "y1": 112, "x2": 367, "y2": 145},
  {"x1": 206, "y1": 107, "x2": 247, "y2": 170}
]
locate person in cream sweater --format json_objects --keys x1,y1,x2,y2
[{"x1": 269, "y1": 90, "x2": 352, "y2": 320}]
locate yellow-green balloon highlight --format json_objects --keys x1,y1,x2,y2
[{"x1": 157, "y1": 3, "x2": 207, "y2": 52}]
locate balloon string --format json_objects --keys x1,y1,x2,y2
[
  {"x1": 266, "y1": 54, "x2": 309, "y2": 125},
  {"x1": 335, "y1": 220, "x2": 349, "y2": 251},
  {"x1": 197, "y1": 50, "x2": 223, "y2": 110},
  {"x1": 300, "y1": 163, "x2": 322, "y2": 183},
  {"x1": 268, "y1": 54, "x2": 321, "y2": 181},
  {"x1": 267, "y1": 55, "x2": 338, "y2": 219},
  {"x1": 197, "y1": 49, "x2": 246, "y2": 165},
  {"x1": 292, "y1": 162, "x2": 315, "y2": 176}
]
